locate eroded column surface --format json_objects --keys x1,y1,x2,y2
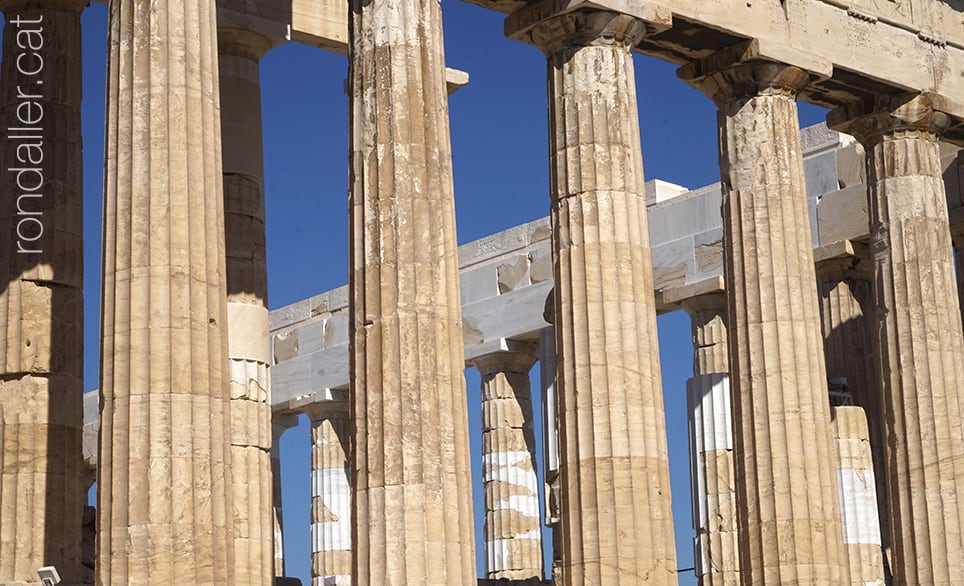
[
  {"x1": 538, "y1": 325, "x2": 562, "y2": 586},
  {"x1": 472, "y1": 345, "x2": 543, "y2": 580},
  {"x1": 307, "y1": 405, "x2": 352, "y2": 586},
  {"x1": 0, "y1": 2, "x2": 86, "y2": 582},
  {"x1": 271, "y1": 415, "x2": 297, "y2": 579},
  {"x1": 815, "y1": 252, "x2": 889, "y2": 571},
  {"x1": 830, "y1": 406, "x2": 885, "y2": 585},
  {"x1": 219, "y1": 27, "x2": 275, "y2": 586},
  {"x1": 682, "y1": 294, "x2": 739, "y2": 586},
  {"x1": 348, "y1": 0, "x2": 477, "y2": 581},
  {"x1": 679, "y1": 55, "x2": 846, "y2": 583},
  {"x1": 829, "y1": 93, "x2": 964, "y2": 585},
  {"x1": 527, "y1": 13, "x2": 678, "y2": 585},
  {"x1": 97, "y1": 1, "x2": 234, "y2": 583}
]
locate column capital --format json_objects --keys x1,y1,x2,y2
[
  {"x1": 302, "y1": 396, "x2": 350, "y2": 422},
  {"x1": 828, "y1": 92, "x2": 951, "y2": 145},
  {"x1": 218, "y1": 26, "x2": 278, "y2": 60},
  {"x1": 0, "y1": 0, "x2": 88, "y2": 12},
  {"x1": 506, "y1": 0, "x2": 669, "y2": 56},
  {"x1": 472, "y1": 340, "x2": 538, "y2": 376},
  {"x1": 679, "y1": 58, "x2": 808, "y2": 110},
  {"x1": 679, "y1": 291, "x2": 727, "y2": 316},
  {"x1": 814, "y1": 240, "x2": 872, "y2": 284}
]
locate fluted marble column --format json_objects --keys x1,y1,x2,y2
[
  {"x1": 0, "y1": 2, "x2": 86, "y2": 582},
  {"x1": 815, "y1": 250, "x2": 889, "y2": 571},
  {"x1": 518, "y1": 12, "x2": 677, "y2": 585},
  {"x1": 679, "y1": 53, "x2": 846, "y2": 583},
  {"x1": 348, "y1": 0, "x2": 477, "y2": 581},
  {"x1": 97, "y1": 1, "x2": 234, "y2": 583},
  {"x1": 306, "y1": 404, "x2": 351, "y2": 586},
  {"x1": 830, "y1": 406, "x2": 885, "y2": 585},
  {"x1": 472, "y1": 344, "x2": 543, "y2": 580},
  {"x1": 681, "y1": 293, "x2": 739, "y2": 586},
  {"x1": 829, "y1": 92, "x2": 964, "y2": 585},
  {"x1": 218, "y1": 27, "x2": 275, "y2": 586}
]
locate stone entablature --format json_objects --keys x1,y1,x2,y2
[{"x1": 78, "y1": 123, "x2": 964, "y2": 439}]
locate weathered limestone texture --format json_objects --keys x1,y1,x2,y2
[
  {"x1": 815, "y1": 247, "x2": 889, "y2": 567},
  {"x1": 830, "y1": 406, "x2": 885, "y2": 585},
  {"x1": 219, "y1": 26, "x2": 276, "y2": 586},
  {"x1": 829, "y1": 92, "x2": 964, "y2": 585},
  {"x1": 97, "y1": 1, "x2": 234, "y2": 583},
  {"x1": 307, "y1": 405, "x2": 352, "y2": 586},
  {"x1": 0, "y1": 1, "x2": 86, "y2": 582},
  {"x1": 679, "y1": 51, "x2": 847, "y2": 583},
  {"x1": 472, "y1": 345, "x2": 543, "y2": 580},
  {"x1": 272, "y1": 415, "x2": 296, "y2": 578},
  {"x1": 681, "y1": 293, "x2": 739, "y2": 586},
  {"x1": 538, "y1": 326, "x2": 562, "y2": 586},
  {"x1": 525, "y1": 12, "x2": 678, "y2": 585},
  {"x1": 347, "y1": 0, "x2": 477, "y2": 581}
]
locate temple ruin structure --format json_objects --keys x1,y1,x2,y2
[{"x1": 3, "y1": 0, "x2": 964, "y2": 584}]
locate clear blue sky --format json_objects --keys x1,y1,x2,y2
[{"x1": 4, "y1": 3, "x2": 826, "y2": 584}]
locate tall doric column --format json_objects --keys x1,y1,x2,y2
[
  {"x1": 814, "y1": 246, "x2": 889, "y2": 573},
  {"x1": 680, "y1": 291, "x2": 739, "y2": 586},
  {"x1": 509, "y1": 11, "x2": 678, "y2": 585},
  {"x1": 539, "y1": 325, "x2": 562, "y2": 585},
  {"x1": 829, "y1": 92, "x2": 964, "y2": 585},
  {"x1": 830, "y1": 405, "x2": 885, "y2": 585},
  {"x1": 97, "y1": 1, "x2": 234, "y2": 583},
  {"x1": 0, "y1": 2, "x2": 86, "y2": 581},
  {"x1": 218, "y1": 26, "x2": 275, "y2": 586},
  {"x1": 471, "y1": 343, "x2": 543, "y2": 580},
  {"x1": 679, "y1": 50, "x2": 847, "y2": 583},
  {"x1": 305, "y1": 402, "x2": 351, "y2": 586},
  {"x1": 348, "y1": 0, "x2": 477, "y2": 580},
  {"x1": 271, "y1": 414, "x2": 298, "y2": 579}
]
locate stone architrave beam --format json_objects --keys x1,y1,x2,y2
[{"x1": 83, "y1": 125, "x2": 964, "y2": 447}]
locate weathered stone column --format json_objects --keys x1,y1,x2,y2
[
  {"x1": 829, "y1": 92, "x2": 964, "y2": 585},
  {"x1": 218, "y1": 26, "x2": 275, "y2": 586},
  {"x1": 814, "y1": 245, "x2": 889, "y2": 575},
  {"x1": 538, "y1": 325, "x2": 562, "y2": 585},
  {"x1": 830, "y1": 405, "x2": 885, "y2": 585},
  {"x1": 97, "y1": 1, "x2": 234, "y2": 583},
  {"x1": 680, "y1": 291, "x2": 739, "y2": 586},
  {"x1": 0, "y1": 2, "x2": 86, "y2": 582},
  {"x1": 679, "y1": 50, "x2": 847, "y2": 583},
  {"x1": 510, "y1": 11, "x2": 678, "y2": 585},
  {"x1": 271, "y1": 414, "x2": 297, "y2": 579},
  {"x1": 471, "y1": 343, "x2": 543, "y2": 580},
  {"x1": 305, "y1": 403, "x2": 352, "y2": 586},
  {"x1": 348, "y1": 0, "x2": 476, "y2": 579}
]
